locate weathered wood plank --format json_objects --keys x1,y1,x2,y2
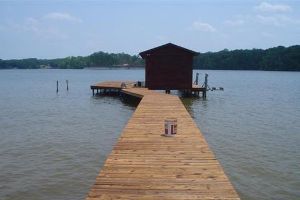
[
  {"x1": 91, "y1": 81, "x2": 136, "y2": 89},
  {"x1": 86, "y1": 87, "x2": 240, "y2": 200}
]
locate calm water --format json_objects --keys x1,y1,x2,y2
[{"x1": 0, "y1": 69, "x2": 299, "y2": 200}]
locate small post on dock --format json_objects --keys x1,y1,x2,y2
[
  {"x1": 56, "y1": 80, "x2": 59, "y2": 93},
  {"x1": 203, "y1": 74, "x2": 208, "y2": 99},
  {"x1": 195, "y1": 72, "x2": 199, "y2": 85},
  {"x1": 66, "y1": 80, "x2": 69, "y2": 91}
]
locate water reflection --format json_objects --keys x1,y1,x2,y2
[
  {"x1": 180, "y1": 95, "x2": 208, "y2": 119},
  {"x1": 180, "y1": 97, "x2": 196, "y2": 118},
  {"x1": 92, "y1": 93, "x2": 141, "y2": 108},
  {"x1": 120, "y1": 95, "x2": 141, "y2": 108}
]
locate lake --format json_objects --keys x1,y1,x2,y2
[{"x1": 0, "y1": 69, "x2": 299, "y2": 200}]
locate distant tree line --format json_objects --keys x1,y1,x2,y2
[
  {"x1": 194, "y1": 45, "x2": 300, "y2": 71},
  {"x1": 0, "y1": 52, "x2": 144, "y2": 69},
  {"x1": 0, "y1": 45, "x2": 299, "y2": 71}
]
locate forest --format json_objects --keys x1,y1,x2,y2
[
  {"x1": 0, "y1": 45, "x2": 299, "y2": 71},
  {"x1": 0, "y1": 52, "x2": 143, "y2": 69},
  {"x1": 193, "y1": 45, "x2": 300, "y2": 71}
]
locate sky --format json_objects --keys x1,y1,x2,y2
[{"x1": 0, "y1": 0, "x2": 299, "y2": 59}]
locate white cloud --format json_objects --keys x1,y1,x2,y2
[
  {"x1": 192, "y1": 21, "x2": 216, "y2": 32},
  {"x1": 43, "y1": 12, "x2": 82, "y2": 23},
  {"x1": 24, "y1": 17, "x2": 40, "y2": 33},
  {"x1": 257, "y1": 15, "x2": 280, "y2": 26},
  {"x1": 255, "y1": 2, "x2": 291, "y2": 12},
  {"x1": 5, "y1": 17, "x2": 69, "y2": 40},
  {"x1": 261, "y1": 32, "x2": 274, "y2": 38},
  {"x1": 43, "y1": 28, "x2": 68, "y2": 39},
  {"x1": 256, "y1": 14, "x2": 300, "y2": 26},
  {"x1": 7, "y1": 12, "x2": 82, "y2": 40},
  {"x1": 224, "y1": 19, "x2": 245, "y2": 26}
]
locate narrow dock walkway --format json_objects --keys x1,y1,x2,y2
[
  {"x1": 87, "y1": 86, "x2": 240, "y2": 199},
  {"x1": 90, "y1": 81, "x2": 206, "y2": 97}
]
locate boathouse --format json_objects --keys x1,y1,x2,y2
[{"x1": 139, "y1": 43, "x2": 199, "y2": 90}]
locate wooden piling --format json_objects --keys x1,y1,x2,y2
[
  {"x1": 195, "y1": 72, "x2": 199, "y2": 85},
  {"x1": 203, "y1": 74, "x2": 208, "y2": 99},
  {"x1": 66, "y1": 80, "x2": 69, "y2": 91}
]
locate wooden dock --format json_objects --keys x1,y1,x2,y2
[
  {"x1": 90, "y1": 81, "x2": 136, "y2": 95},
  {"x1": 90, "y1": 81, "x2": 207, "y2": 97},
  {"x1": 87, "y1": 82, "x2": 239, "y2": 200}
]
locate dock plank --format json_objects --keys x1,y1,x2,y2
[
  {"x1": 86, "y1": 87, "x2": 239, "y2": 199},
  {"x1": 91, "y1": 81, "x2": 136, "y2": 89}
]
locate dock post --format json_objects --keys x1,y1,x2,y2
[
  {"x1": 195, "y1": 72, "x2": 199, "y2": 85},
  {"x1": 203, "y1": 74, "x2": 208, "y2": 99},
  {"x1": 66, "y1": 80, "x2": 69, "y2": 91},
  {"x1": 92, "y1": 89, "x2": 95, "y2": 96},
  {"x1": 56, "y1": 80, "x2": 59, "y2": 93}
]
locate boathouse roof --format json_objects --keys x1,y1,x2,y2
[{"x1": 139, "y1": 43, "x2": 199, "y2": 59}]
